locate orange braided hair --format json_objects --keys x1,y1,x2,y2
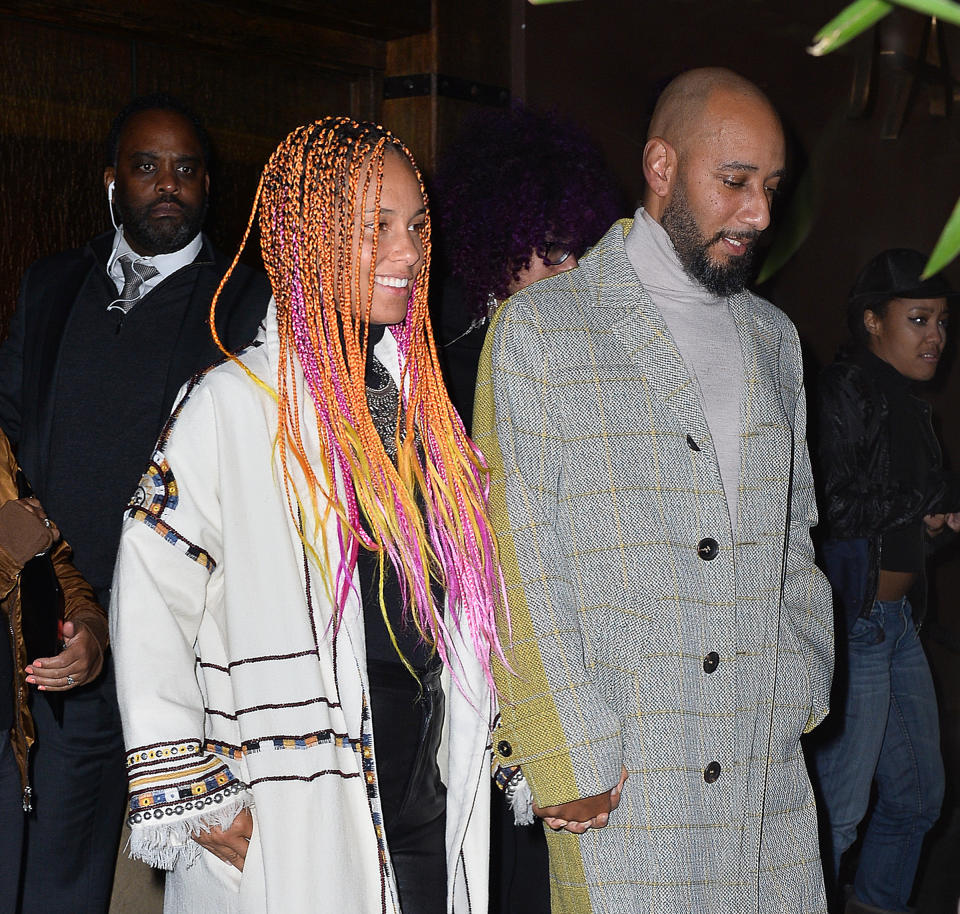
[{"x1": 210, "y1": 116, "x2": 506, "y2": 690}]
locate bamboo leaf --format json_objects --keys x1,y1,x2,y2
[
  {"x1": 891, "y1": 0, "x2": 960, "y2": 26},
  {"x1": 922, "y1": 196, "x2": 960, "y2": 277},
  {"x1": 808, "y1": 0, "x2": 893, "y2": 56}
]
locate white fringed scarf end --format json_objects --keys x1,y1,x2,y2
[
  {"x1": 508, "y1": 775, "x2": 535, "y2": 826},
  {"x1": 126, "y1": 794, "x2": 252, "y2": 871}
]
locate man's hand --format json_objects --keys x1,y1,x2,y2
[
  {"x1": 192, "y1": 808, "x2": 253, "y2": 871},
  {"x1": 923, "y1": 513, "x2": 960, "y2": 537},
  {"x1": 534, "y1": 766, "x2": 628, "y2": 833},
  {"x1": 25, "y1": 619, "x2": 104, "y2": 691}
]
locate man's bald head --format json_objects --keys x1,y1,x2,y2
[
  {"x1": 647, "y1": 68, "x2": 778, "y2": 158},
  {"x1": 641, "y1": 68, "x2": 785, "y2": 296}
]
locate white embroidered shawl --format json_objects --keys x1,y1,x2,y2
[{"x1": 110, "y1": 309, "x2": 492, "y2": 913}]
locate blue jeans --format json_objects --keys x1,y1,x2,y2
[{"x1": 810, "y1": 598, "x2": 943, "y2": 912}]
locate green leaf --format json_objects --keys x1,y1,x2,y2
[
  {"x1": 922, "y1": 196, "x2": 960, "y2": 277},
  {"x1": 891, "y1": 0, "x2": 960, "y2": 26},
  {"x1": 808, "y1": 0, "x2": 893, "y2": 56}
]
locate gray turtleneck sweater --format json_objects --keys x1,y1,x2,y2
[{"x1": 624, "y1": 207, "x2": 744, "y2": 533}]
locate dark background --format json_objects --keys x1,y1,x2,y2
[{"x1": 2, "y1": 0, "x2": 959, "y2": 905}]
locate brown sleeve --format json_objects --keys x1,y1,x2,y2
[
  {"x1": 0, "y1": 542, "x2": 21, "y2": 601},
  {"x1": 51, "y1": 538, "x2": 108, "y2": 651},
  {"x1": 0, "y1": 499, "x2": 54, "y2": 566},
  {"x1": 0, "y1": 438, "x2": 25, "y2": 599}
]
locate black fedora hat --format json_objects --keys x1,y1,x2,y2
[{"x1": 849, "y1": 248, "x2": 959, "y2": 304}]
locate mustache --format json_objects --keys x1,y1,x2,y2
[
  {"x1": 149, "y1": 195, "x2": 186, "y2": 212},
  {"x1": 708, "y1": 229, "x2": 760, "y2": 246}
]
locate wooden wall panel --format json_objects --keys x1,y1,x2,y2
[
  {"x1": 383, "y1": 0, "x2": 510, "y2": 177},
  {"x1": 383, "y1": 31, "x2": 437, "y2": 173},
  {"x1": 434, "y1": 0, "x2": 509, "y2": 87},
  {"x1": 3, "y1": 0, "x2": 387, "y2": 73},
  {"x1": 0, "y1": 18, "x2": 131, "y2": 336}
]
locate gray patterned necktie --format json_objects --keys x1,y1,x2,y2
[{"x1": 108, "y1": 252, "x2": 159, "y2": 314}]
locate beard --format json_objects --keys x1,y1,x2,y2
[
  {"x1": 114, "y1": 192, "x2": 207, "y2": 255},
  {"x1": 661, "y1": 181, "x2": 760, "y2": 297}
]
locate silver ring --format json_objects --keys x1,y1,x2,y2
[
  {"x1": 66, "y1": 675, "x2": 76, "y2": 686},
  {"x1": 43, "y1": 518, "x2": 51, "y2": 528}
]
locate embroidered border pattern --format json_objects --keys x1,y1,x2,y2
[
  {"x1": 359, "y1": 697, "x2": 390, "y2": 884},
  {"x1": 154, "y1": 370, "x2": 205, "y2": 451},
  {"x1": 205, "y1": 730, "x2": 361, "y2": 759},
  {"x1": 126, "y1": 740, "x2": 201, "y2": 769},
  {"x1": 129, "y1": 457, "x2": 178, "y2": 515},
  {"x1": 492, "y1": 761, "x2": 523, "y2": 792},
  {"x1": 124, "y1": 366, "x2": 216, "y2": 572},
  {"x1": 126, "y1": 506, "x2": 217, "y2": 573},
  {"x1": 127, "y1": 753, "x2": 242, "y2": 820},
  {"x1": 206, "y1": 740, "x2": 244, "y2": 761}
]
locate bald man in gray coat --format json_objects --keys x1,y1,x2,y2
[{"x1": 476, "y1": 68, "x2": 833, "y2": 914}]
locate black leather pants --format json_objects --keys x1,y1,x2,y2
[{"x1": 368, "y1": 658, "x2": 447, "y2": 914}]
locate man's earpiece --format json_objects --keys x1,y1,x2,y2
[{"x1": 107, "y1": 180, "x2": 120, "y2": 231}]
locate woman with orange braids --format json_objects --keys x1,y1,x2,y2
[{"x1": 108, "y1": 117, "x2": 504, "y2": 914}]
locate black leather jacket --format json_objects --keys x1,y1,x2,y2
[{"x1": 817, "y1": 349, "x2": 957, "y2": 628}]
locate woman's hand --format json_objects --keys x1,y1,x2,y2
[
  {"x1": 192, "y1": 808, "x2": 253, "y2": 871},
  {"x1": 25, "y1": 619, "x2": 105, "y2": 691}
]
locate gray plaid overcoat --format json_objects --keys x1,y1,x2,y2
[{"x1": 474, "y1": 220, "x2": 834, "y2": 913}]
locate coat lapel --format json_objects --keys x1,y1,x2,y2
[
  {"x1": 590, "y1": 222, "x2": 713, "y2": 444},
  {"x1": 586, "y1": 224, "x2": 791, "y2": 544},
  {"x1": 727, "y1": 292, "x2": 787, "y2": 542}
]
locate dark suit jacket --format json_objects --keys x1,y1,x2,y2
[{"x1": 0, "y1": 230, "x2": 270, "y2": 496}]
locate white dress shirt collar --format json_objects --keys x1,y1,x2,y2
[{"x1": 106, "y1": 227, "x2": 204, "y2": 296}]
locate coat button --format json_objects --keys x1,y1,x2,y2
[
  {"x1": 697, "y1": 538, "x2": 719, "y2": 560},
  {"x1": 703, "y1": 652, "x2": 719, "y2": 673},
  {"x1": 686, "y1": 434, "x2": 700, "y2": 452},
  {"x1": 703, "y1": 761, "x2": 721, "y2": 783},
  {"x1": 497, "y1": 740, "x2": 513, "y2": 758}
]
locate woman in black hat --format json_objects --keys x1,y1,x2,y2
[{"x1": 810, "y1": 248, "x2": 960, "y2": 914}]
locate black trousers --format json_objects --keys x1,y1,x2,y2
[
  {"x1": 17, "y1": 654, "x2": 127, "y2": 914},
  {"x1": 490, "y1": 787, "x2": 551, "y2": 914},
  {"x1": 0, "y1": 732, "x2": 24, "y2": 914},
  {"x1": 368, "y1": 658, "x2": 447, "y2": 914}
]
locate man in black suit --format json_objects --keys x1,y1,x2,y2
[{"x1": 0, "y1": 93, "x2": 270, "y2": 913}]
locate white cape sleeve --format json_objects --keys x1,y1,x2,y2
[{"x1": 110, "y1": 375, "x2": 251, "y2": 869}]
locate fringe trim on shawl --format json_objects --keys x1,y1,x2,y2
[
  {"x1": 508, "y1": 774, "x2": 535, "y2": 826},
  {"x1": 126, "y1": 791, "x2": 253, "y2": 870}
]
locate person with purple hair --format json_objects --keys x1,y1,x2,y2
[
  {"x1": 432, "y1": 104, "x2": 623, "y2": 914},
  {"x1": 432, "y1": 105, "x2": 623, "y2": 429}
]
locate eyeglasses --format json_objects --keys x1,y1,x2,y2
[{"x1": 542, "y1": 242, "x2": 574, "y2": 267}]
